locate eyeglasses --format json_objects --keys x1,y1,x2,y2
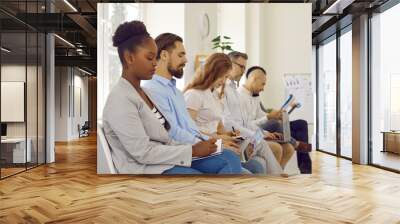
[{"x1": 233, "y1": 61, "x2": 246, "y2": 70}]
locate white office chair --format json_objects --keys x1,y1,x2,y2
[{"x1": 97, "y1": 122, "x2": 117, "y2": 174}]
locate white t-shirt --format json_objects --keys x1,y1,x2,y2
[
  {"x1": 222, "y1": 79, "x2": 257, "y2": 138},
  {"x1": 237, "y1": 86, "x2": 268, "y2": 131},
  {"x1": 184, "y1": 88, "x2": 223, "y2": 134}
]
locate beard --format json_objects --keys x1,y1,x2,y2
[
  {"x1": 252, "y1": 89, "x2": 263, "y2": 97},
  {"x1": 168, "y1": 62, "x2": 184, "y2": 79}
]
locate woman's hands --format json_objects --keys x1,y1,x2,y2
[
  {"x1": 212, "y1": 133, "x2": 241, "y2": 155},
  {"x1": 192, "y1": 138, "x2": 217, "y2": 157}
]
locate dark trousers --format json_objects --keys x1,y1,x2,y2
[
  {"x1": 290, "y1": 120, "x2": 312, "y2": 174},
  {"x1": 290, "y1": 120, "x2": 308, "y2": 143}
]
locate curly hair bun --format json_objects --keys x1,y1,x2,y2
[{"x1": 112, "y1": 20, "x2": 149, "y2": 47}]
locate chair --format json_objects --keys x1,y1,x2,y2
[
  {"x1": 97, "y1": 122, "x2": 117, "y2": 174},
  {"x1": 79, "y1": 121, "x2": 90, "y2": 138}
]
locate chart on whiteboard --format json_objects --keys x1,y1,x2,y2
[{"x1": 283, "y1": 73, "x2": 314, "y2": 123}]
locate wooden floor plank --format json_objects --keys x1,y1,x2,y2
[{"x1": 0, "y1": 134, "x2": 400, "y2": 223}]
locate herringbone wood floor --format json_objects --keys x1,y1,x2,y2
[{"x1": 1, "y1": 135, "x2": 400, "y2": 224}]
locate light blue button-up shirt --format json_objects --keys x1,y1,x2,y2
[{"x1": 142, "y1": 74, "x2": 208, "y2": 144}]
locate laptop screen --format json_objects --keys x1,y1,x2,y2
[{"x1": 281, "y1": 112, "x2": 291, "y2": 142}]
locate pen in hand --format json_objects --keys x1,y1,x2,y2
[
  {"x1": 232, "y1": 127, "x2": 238, "y2": 137},
  {"x1": 196, "y1": 134, "x2": 206, "y2": 141}
]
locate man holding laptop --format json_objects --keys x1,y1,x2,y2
[{"x1": 237, "y1": 66, "x2": 311, "y2": 153}]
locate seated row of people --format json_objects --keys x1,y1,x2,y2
[{"x1": 103, "y1": 20, "x2": 311, "y2": 175}]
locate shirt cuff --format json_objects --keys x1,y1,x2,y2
[
  {"x1": 193, "y1": 134, "x2": 209, "y2": 143},
  {"x1": 180, "y1": 145, "x2": 193, "y2": 167}
]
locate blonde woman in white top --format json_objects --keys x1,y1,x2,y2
[
  {"x1": 183, "y1": 53, "x2": 281, "y2": 175},
  {"x1": 184, "y1": 53, "x2": 240, "y2": 152}
]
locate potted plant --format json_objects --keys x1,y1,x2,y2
[{"x1": 211, "y1": 35, "x2": 234, "y2": 53}]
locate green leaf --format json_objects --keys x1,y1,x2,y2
[
  {"x1": 222, "y1": 42, "x2": 234, "y2": 45},
  {"x1": 211, "y1": 36, "x2": 221, "y2": 42},
  {"x1": 223, "y1": 36, "x2": 231, "y2": 39},
  {"x1": 212, "y1": 46, "x2": 219, "y2": 49}
]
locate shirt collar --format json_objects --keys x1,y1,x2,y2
[
  {"x1": 226, "y1": 79, "x2": 237, "y2": 89},
  {"x1": 239, "y1": 86, "x2": 252, "y2": 96},
  {"x1": 153, "y1": 74, "x2": 177, "y2": 87}
]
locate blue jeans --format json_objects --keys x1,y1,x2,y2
[
  {"x1": 242, "y1": 159, "x2": 265, "y2": 174},
  {"x1": 163, "y1": 150, "x2": 242, "y2": 175}
]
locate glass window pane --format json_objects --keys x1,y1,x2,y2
[
  {"x1": 97, "y1": 3, "x2": 140, "y2": 120},
  {"x1": 340, "y1": 29, "x2": 352, "y2": 158},
  {"x1": 38, "y1": 32, "x2": 45, "y2": 165},
  {"x1": 371, "y1": 4, "x2": 400, "y2": 171},
  {"x1": 318, "y1": 37, "x2": 337, "y2": 154},
  {"x1": 1, "y1": 30, "x2": 28, "y2": 177},
  {"x1": 1, "y1": 0, "x2": 46, "y2": 179},
  {"x1": 27, "y1": 31, "x2": 38, "y2": 169}
]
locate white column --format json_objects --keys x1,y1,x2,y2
[
  {"x1": 245, "y1": 3, "x2": 261, "y2": 68},
  {"x1": 46, "y1": 32, "x2": 55, "y2": 163}
]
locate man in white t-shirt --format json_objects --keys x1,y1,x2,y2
[{"x1": 238, "y1": 66, "x2": 311, "y2": 153}]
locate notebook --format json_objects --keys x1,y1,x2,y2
[{"x1": 192, "y1": 139, "x2": 223, "y2": 161}]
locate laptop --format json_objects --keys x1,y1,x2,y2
[{"x1": 273, "y1": 111, "x2": 291, "y2": 143}]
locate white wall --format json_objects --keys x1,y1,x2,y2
[
  {"x1": 142, "y1": 3, "x2": 184, "y2": 39},
  {"x1": 217, "y1": 4, "x2": 245, "y2": 53},
  {"x1": 1, "y1": 65, "x2": 27, "y2": 139},
  {"x1": 245, "y1": 4, "x2": 261, "y2": 68},
  {"x1": 74, "y1": 74, "x2": 89, "y2": 133},
  {"x1": 184, "y1": 3, "x2": 219, "y2": 85},
  {"x1": 1, "y1": 65, "x2": 38, "y2": 137},
  {"x1": 259, "y1": 4, "x2": 312, "y2": 110},
  {"x1": 142, "y1": 3, "x2": 185, "y2": 89},
  {"x1": 1, "y1": 64, "x2": 47, "y2": 163},
  {"x1": 0, "y1": 65, "x2": 26, "y2": 81},
  {"x1": 55, "y1": 67, "x2": 89, "y2": 141},
  {"x1": 243, "y1": 4, "x2": 262, "y2": 86},
  {"x1": 55, "y1": 67, "x2": 69, "y2": 141}
]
